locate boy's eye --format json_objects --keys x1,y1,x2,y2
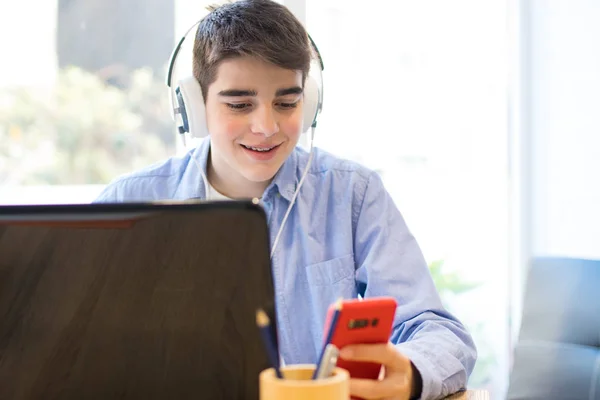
[
  {"x1": 278, "y1": 102, "x2": 298, "y2": 109},
  {"x1": 226, "y1": 103, "x2": 251, "y2": 110}
]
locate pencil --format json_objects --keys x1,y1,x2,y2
[
  {"x1": 256, "y1": 308, "x2": 283, "y2": 379},
  {"x1": 312, "y1": 298, "x2": 343, "y2": 379}
]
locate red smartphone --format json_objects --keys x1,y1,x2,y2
[{"x1": 321, "y1": 297, "x2": 397, "y2": 380}]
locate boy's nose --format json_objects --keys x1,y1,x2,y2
[{"x1": 251, "y1": 107, "x2": 279, "y2": 137}]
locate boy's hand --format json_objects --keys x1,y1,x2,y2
[{"x1": 339, "y1": 342, "x2": 422, "y2": 400}]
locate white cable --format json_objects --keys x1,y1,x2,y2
[{"x1": 269, "y1": 126, "x2": 315, "y2": 259}]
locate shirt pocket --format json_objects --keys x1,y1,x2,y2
[{"x1": 305, "y1": 254, "x2": 356, "y2": 287}]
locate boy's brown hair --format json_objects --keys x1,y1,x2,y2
[{"x1": 193, "y1": 0, "x2": 312, "y2": 100}]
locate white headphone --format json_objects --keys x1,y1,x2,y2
[
  {"x1": 165, "y1": 21, "x2": 324, "y2": 140},
  {"x1": 164, "y1": 18, "x2": 325, "y2": 261}
]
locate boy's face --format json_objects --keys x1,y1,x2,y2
[{"x1": 205, "y1": 55, "x2": 304, "y2": 190}]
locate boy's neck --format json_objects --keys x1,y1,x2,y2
[{"x1": 206, "y1": 153, "x2": 270, "y2": 199}]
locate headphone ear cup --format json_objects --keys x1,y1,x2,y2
[
  {"x1": 302, "y1": 76, "x2": 320, "y2": 133},
  {"x1": 177, "y1": 76, "x2": 209, "y2": 138}
]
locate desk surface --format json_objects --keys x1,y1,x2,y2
[{"x1": 445, "y1": 390, "x2": 489, "y2": 400}]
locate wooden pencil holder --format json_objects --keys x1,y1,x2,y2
[{"x1": 259, "y1": 364, "x2": 349, "y2": 400}]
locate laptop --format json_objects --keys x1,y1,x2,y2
[{"x1": 0, "y1": 201, "x2": 276, "y2": 400}]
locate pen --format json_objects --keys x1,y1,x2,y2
[
  {"x1": 256, "y1": 308, "x2": 283, "y2": 379},
  {"x1": 313, "y1": 343, "x2": 339, "y2": 379},
  {"x1": 312, "y1": 298, "x2": 343, "y2": 379}
]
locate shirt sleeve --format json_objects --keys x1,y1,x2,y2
[
  {"x1": 92, "y1": 176, "x2": 164, "y2": 203},
  {"x1": 93, "y1": 180, "x2": 122, "y2": 203},
  {"x1": 353, "y1": 171, "x2": 477, "y2": 400}
]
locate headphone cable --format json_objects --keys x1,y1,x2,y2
[{"x1": 270, "y1": 126, "x2": 315, "y2": 259}]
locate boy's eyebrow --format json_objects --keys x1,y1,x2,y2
[
  {"x1": 218, "y1": 89, "x2": 258, "y2": 97},
  {"x1": 217, "y1": 86, "x2": 303, "y2": 97},
  {"x1": 276, "y1": 86, "x2": 303, "y2": 96}
]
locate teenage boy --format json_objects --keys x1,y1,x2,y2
[{"x1": 95, "y1": 1, "x2": 477, "y2": 399}]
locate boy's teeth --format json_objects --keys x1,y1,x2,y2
[{"x1": 244, "y1": 145, "x2": 273, "y2": 152}]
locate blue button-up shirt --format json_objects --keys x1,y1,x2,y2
[{"x1": 95, "y1": 137, "x2": 477, "y2": 399}]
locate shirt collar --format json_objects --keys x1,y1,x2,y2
[
  {"x1": 174, "y1": 137, "x2": 300, "y2": 202},
  {"x1": 173, "y1": 137, "x2": 211, "y2": 200}
]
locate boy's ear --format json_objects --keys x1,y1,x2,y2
[{"x1": 175, "y1": 76, "x2": 210, "y2": 139}]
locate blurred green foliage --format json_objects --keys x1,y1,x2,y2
[
  {"x1": 0, "y1": 66, "x2": 175, "y2": 185},
  {"x1": 429, "y1": 259, "x2": 481, "y2": 297}
]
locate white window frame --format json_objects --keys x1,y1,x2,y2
[{"x1": 507, "y1": 0, "x2": 532, "y2": 349}]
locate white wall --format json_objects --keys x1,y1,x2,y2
[
  {"x1": 0, "y1": 0, "x2": 57, "y2": 87},
  {"x1": 529, "y1": 0, "x2": 600, "y2": 259}
]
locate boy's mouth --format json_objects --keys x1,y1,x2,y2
[
  {"x1": 240, "y1": 144, "x2": 280, "y2": 152},
  {"x1": 240, "y1": 143, "x2": 282, "y2": 161}
]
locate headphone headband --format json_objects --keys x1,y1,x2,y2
[
  {"x1": 166, "y1": 21, "x2": 324, "y2": 88},
  {"x1": 165, "y1": 21, "x2": 200, "y2": 89}
]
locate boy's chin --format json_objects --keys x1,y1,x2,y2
[
  {"x1": 242, "y1": 169, "x2": 280, "y2": 185},
  {"x1": 239, "y1": 162, "x2": 285, "y2": 185}
]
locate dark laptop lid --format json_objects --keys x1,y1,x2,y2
[{"x1": 0, "y1": 201, "x2": 276, "y2": 400}]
